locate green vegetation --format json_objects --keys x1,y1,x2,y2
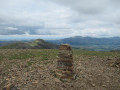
[
  {"x1": 73, "y1": 50, "x2": 119, "y2": 57},
  {"x1": 27, "y1": 61, "x2": 33, "y2": 66},
  {"x1": 72, "y1": 45, "x2": 120, "y2": 51},
  {"x1": 0, "y1": 39, "x2": 58, "y2": 49},
  {"x1": 0, "y1": 49, "x2": 119, "y2": 62},
  {"x1": 0, "y1": 56, "x2": 4, "y2": 61},
  {"x1": 0, "y1": 49, "x2": 58, "y2": 62}
]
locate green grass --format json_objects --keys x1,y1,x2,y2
[
  {"x1": 0, "y1": 49, "x2": 58, "y2": 61},
  {"x1": 73, "y1": 50, "x2": 119, "y2": 57},
  {"x1": 0, "y1": 49, "x2": 119, "y2": 62},
  {"x1": 72, "y1": 45, "x2": 120, "y2": 51},
  {"x1": 9, "y1": 52, "x2": 34, "y2": 60},
  {"x1": 27, "y1": 61, "x2": 33, "y2": 66},
  {"x1": 0, "y1": 56, "x2": 4, "y2": 61}
]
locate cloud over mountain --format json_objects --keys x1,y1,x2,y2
[{"x1": 0, "y1": 0, "x2": 120, "y2": 38}]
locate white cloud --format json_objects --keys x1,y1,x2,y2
[
  {"x1": 0, "y1": 0, "x2": 120, "y2": 38},
  {"x1": 5, "y1": 27, "x2": 18, "y2": 30}
]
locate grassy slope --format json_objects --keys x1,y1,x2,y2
[
  {"x1": 0, "y1": 49, "x2": 119, "y2": 62},
  {"x1": 0, "y1": 49, "x2": 119, "y2": 63},
  {"x1": 0, "y1": 39, "x2": 58, "y2": 49},
  {"x1": 0, "y1": 49, "x2": 58, "y2": 62}
]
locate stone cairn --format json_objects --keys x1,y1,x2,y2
[{"x1": 56, "y1": 44, "x2": 74, "y2": 81}]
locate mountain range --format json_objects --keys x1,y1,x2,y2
[
  {"x1": 47, "y1": 36, "x2": 120, "y2": 45},
  {"x1": 47, "y1": 36, "x2": 120, "y2": 51},
  {"x1": 1, "y1": 36, "x2": 120, "y2": 51}
]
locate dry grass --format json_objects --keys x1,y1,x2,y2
[{"x1": 0, "y1": 49, "x2": 120, "y2": 90}]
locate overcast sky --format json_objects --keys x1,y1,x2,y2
[{"x1": 0, "y1": 0, "x2": 120, "y2": 40}]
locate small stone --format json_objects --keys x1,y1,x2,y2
[
  {"x1": 106, "y1": 81, "x2": 109, "y2": 83},
  {"x1": 89, "y1": 74, "x2": 92, "y2": 77},
  {"x1": 3, "y1": 84, "x2": 17, "y2": 90},
  {"x1": 92, "y1": 84, "x2": 95, "y2": 87},
  {"x1": 32, "y1": 80, "x2": 38, "y2": 85},
  {"x1": 54, "y1": 78, "x2": 61, "y2": 83},
  {"x1": 102, "y1": 85, "x2": 106, "y2": 87},
  {"x1": 22, "y1": 88, "x2": 29, "y2": 90}
]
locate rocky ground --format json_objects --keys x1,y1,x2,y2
[{"x1": 0, "y1": 49, "x2": 120, "y2": 90}]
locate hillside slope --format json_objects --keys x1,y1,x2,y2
[
  {"x1": 0, "y1": 39, "x2": 59, "y2": 49},
  {"x1": 48, "y1": 36, "x2": 120, "y2": 45}
]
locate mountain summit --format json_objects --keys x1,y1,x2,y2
[{"x1": 0, "y1": 39, "x2": 59, "y2": 49}]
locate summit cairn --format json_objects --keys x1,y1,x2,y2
[{"x1": 56, "y1": 44, "x2": 74, "y2": 81}]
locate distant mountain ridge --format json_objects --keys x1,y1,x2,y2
[
  {"x1": 0, "y1": 39, "x2": 58, "y2": 49},
  {"x1": 47, "y1": 36, "x2": 120, "y2": 45},
  {"x1": 1, "y1": 36, "x2": 120, "y2": 51},
  {"x1": 47, "y1": 36, "x2": 120, "y2": 51}
]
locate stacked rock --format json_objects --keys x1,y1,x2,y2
[{"x1": 56, "y1": 44, "x2": 74, "y2": 81}]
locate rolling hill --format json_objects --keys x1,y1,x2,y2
[{"x1": 0, "y1": 39, "x2": 59, "y2": 49}]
